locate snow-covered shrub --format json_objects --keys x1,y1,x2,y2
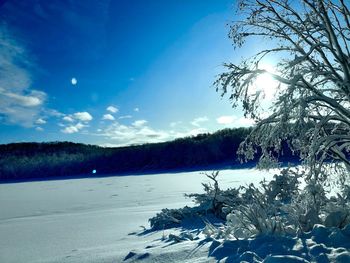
[
  {"x1": 323, "y1": 194, "x2": 350, "y2": 228},
  {"x1": 199, "y1": 168, "x2": 302, "y2": 238},
  {"x1": 340, "y1": 185, "x2": 350, "y2": 203},
  {"x1": 185, "y1": 171, "x2": 220, "y2": 215},
  {"x1": 149, "y1": 171, "x2": 242, "y2": 230},
  {"x1": 186, "y1": 171, "x2": 242, "y2": 218},
  {"x1": 150, "y1": 168, "x2": 350, "y2": 238},
  {"x1": 149, "y1": 206, "x2": 205, "y2": 230},
  {"x1": 211, "y1": 167, "x2": 349, "y2": 237},
  {"x1": 226, "y1": 205, "x2": 285, "y2": 238},
  {"x1": 225, "y1": 181, "x2": 293, "y2": 237},
  {"x1": 283, "y1": 188, "x2": 322, "y2": 232},
  {"x1": 262, "y1": 168, "x2": 301, "y2": 204}
]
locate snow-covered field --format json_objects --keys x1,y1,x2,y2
[
  {"x1": 0, "y1": 169, "x2": 275, "y2": 263},
  {"x1": 1, "y1": 169, "x2": 350, "y2": 263}
]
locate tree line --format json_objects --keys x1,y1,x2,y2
[{"x1": 0, "y1": 127, "x2": 290, "y2": 182}]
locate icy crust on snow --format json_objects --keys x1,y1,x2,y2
[{"x1": 124, "y1": 224, "x2": 350, "y2": 263}]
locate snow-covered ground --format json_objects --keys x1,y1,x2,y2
[
  {"x1": 0, "y1": 169, "x2": 275, "y2": 263},
  {"x1": 1, "y1": 169, "x2": 350, "y2": 263}
]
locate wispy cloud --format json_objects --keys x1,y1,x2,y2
[
  {"x1": 132, "y1": 119, "x2": 147, "y2": 127},
  {"x1": 0, "y1": 23, "x2": 47, "y2": 127},
  {"x1": 44, "y1": 109, "x2": 64, "y2": 118},
  {"x1": 102, "y1": 113, "x2": 115, "y2": 121},
  {"x1": 134, "y1": 107, "x2": 139, "y2": 112},
  {"x1": 119, "y1": 115, "x2": 132, "y2": 119},
  {"x1": 100, "y1": 121, "x2": 170, "y2": 146},
  {"x1": 0, "y1": 88, "x2": 45, "y2": 107},
  {"x1": 35, "y1": 118, "x2": 46, "y2": 125},
  {"x1": 191, "y1": 116, "x2": 209, "y2": 127},
  {"x1": 98, "y1": 119, "x2": 211, "y2": 147},
  {"x1": 106, "y1": 106, "x2": 118, "y2": 113}
]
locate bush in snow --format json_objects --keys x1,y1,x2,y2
[
  {"x1": 223, "y1": 168, "x2": 301, "y2": 238},
  {"x1": 149, "y1": 171, "x2": 242, "y2": 230},
  {"x1": 149, "y1": 206, "x2": 203, "y2": 230},
  {"x1": 186, "y1": 171, "x2": 242, "y2": 219},
  {"x1": 201, "y1": 169, "x2": 349, "y2": 238},
  {"x1": 149, "y1": 168, "x2": 350, "y2": 237}
]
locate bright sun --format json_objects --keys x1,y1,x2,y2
[{"x1": 251, "y1": 63, "x2": 279, "y2": 101}]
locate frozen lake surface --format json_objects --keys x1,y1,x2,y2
[{"x1": 0, "y1": 169, "x2": 275, "y2": 262}]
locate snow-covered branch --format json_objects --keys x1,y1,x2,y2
[{"x1": 216, "y1": 0, "x2": 350, "y2": 182}]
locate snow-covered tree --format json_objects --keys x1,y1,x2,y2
[{"x1": 216, "y1": 0, "x2": 350, "y2": 184}]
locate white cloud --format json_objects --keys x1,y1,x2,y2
[
  {"x1": 102, "y1": 113, "x2": 115, "y2": 121},
  {"x1": 106, "y1": 106, "x2": 118, "y2": 113},
  {"x1": 217, "y1": 115, "x2": 255, "y2": 127},
  {"x1": 0, "y1": 89, "x2": 45, "y2": 107},
  {"x1": 75, "y1": 123, "x2": 85, "y2": 129},
  {"x1": 98, "y1": 121, "x2": 171, "y2": 146},
  {"x1": 132, "y1": 119, "x2": 147, "y2": 127},
  {"x1": 60, "y1": 112, "x2": 92, "y2": 133},
  {"x1": 61, "y1": 126, "x2": 79, "y2": 134},
  {"x1": 235, "y1": 117, "x2": 255, "y2": 127},
  {"x1": 169, "y1": 127, "x2": 208, "y2": 139},
  {"x1": 73, "y1": 111, "x2": 93, "y2": 122},
  {"x1": 63, "y1": 116, "x2": 74, "y2": 122},
  {"x1": 134, "y1": 107, "x2": 139, "y2": 112},
  {"x1": 119, "y1": 115, "x2": 132, "y2": 119},
  {"x1": 0, "y1": 24, "x2": 47, "y2": 127},
  {"x1": 35, "y1": 127, "x2": 44, "y2": 131},
  {"x1": 62, "y1": 112, "x2": 93, "y2": 123},
  {"x1": 191, "y1": 116, "x2": 209, "y2": 127},
  {"x1": 35, "y1": 118, "x2": 46, "y2": 125},
  {"x1": 97, "y1": 118, "x2": 212, "y2": 147},
  {"x1": 61, "y1": 122, "x2": 86, "y2": 134},
  {"x1": 217, "y1": 115, "x2": 236, "y2": 125}
]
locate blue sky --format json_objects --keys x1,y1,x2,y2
[{"x1": 0, "y1": 0, "x2": 258, "y2": 146}]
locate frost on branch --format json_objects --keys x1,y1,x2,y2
[{"x1": 215, "y1": 0, "x2": 350, "y2": 185}]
